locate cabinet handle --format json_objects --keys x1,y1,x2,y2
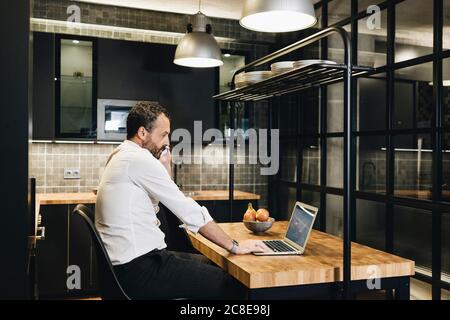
[{"x1": 36, "y1": 226, "x2": 46, "y2": 241}]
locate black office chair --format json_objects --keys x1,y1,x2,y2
[{"x1": 72, "y1": 204, "x2": 131, "y2": 300}]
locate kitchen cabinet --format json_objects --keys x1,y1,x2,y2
[
  {"x1": 56, "y1": 36, "x2": 97, "y2": 138},
  {"x1": 36, "y1": 205, "x2": 68, "y2": 297},
  {"x1": 97, "y1": 39, "x2": 217, "y2": 136},
  {"x1": 32, "y1": 33, "x2": 97, "y2": 139},
  {"x1": 37, "y1": 204, "x2": 98, "y2": 298},
  {"x1": 33, "y1": 32, "x2": 55, "y2": 140},
  {"x1": 32, "y1": 33, "x2": 218, "y2": 140}
]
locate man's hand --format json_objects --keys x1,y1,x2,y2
[
  {"x1": 233, "y1": 240, "x2": 271, "y2": 255},
  {"x1": 199, "y1": 221, "x2": 271, "y2": 255},
  {"x1": 159, "y1": 147, "x2": 172, "y2": 178}
]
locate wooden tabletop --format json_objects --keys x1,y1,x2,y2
[
  {"x1": 36, "y1": 190, "x2": 260, "y2": 215},
  {"x1": 187, "y1": 221, "x2": 415, "y2": 289}
]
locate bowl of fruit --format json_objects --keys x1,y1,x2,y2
[{"x1": 243, "y1": 203, "x2": 274, "y2": 234}]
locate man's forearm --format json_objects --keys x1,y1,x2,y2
[{"x1": 199, "y1": 220, "x2": 234, "y2": 252}]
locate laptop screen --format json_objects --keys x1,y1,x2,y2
[{"x1": 285, "y1": 204, "x2": 316, "y2": 248}]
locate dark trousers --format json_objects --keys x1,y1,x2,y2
[{"x1": 114, "y1": 250, "x2": 247, "y2": 300}]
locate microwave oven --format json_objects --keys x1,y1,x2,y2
[{"x1": 97, "y1": 99, "x2": 140, "y2": 141}]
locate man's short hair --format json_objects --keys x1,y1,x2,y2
[{"x1": 126, "y1": 101, "x2": 170, "y2": 139}]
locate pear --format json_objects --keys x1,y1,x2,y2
[{"x1": 243, "y1": 203, "x2": 257, "y2": 221}]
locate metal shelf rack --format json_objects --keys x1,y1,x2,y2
[{"x1": 214, "y1": 26, "x2": 376, "y2": 299}]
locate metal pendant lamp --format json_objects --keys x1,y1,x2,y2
[
  {"x1": 240, "y1": 0, "x2": 317, "y2": 33},
  {"x1": 174, "y1": 1, "x2": 223, "y2": 68}
]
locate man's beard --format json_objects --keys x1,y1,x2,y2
[{"x1": 144, "y1": 139, "x2": 165, "y2": 159}]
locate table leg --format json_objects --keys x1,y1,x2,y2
[{"x1": 395, "y1": 277, "x2": 410, "y2": 300}]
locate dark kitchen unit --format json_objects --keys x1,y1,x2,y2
[{"x1": 33, "y1": 34, "x2": 218, "y2": 140}]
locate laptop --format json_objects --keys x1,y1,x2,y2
[{"x1": 254, "y1": 202, "x2": 318, "y2": 256}]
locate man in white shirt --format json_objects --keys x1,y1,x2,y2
[{"x1": 96, "y1": 101, "x2": 268, "y2": 300}]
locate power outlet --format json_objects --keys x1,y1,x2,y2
[{"x1": 64, "y1": 168, "x2": 81, "y2": 180}]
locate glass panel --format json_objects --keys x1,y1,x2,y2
[
  {"x1": 328, "y1": 24, "x2": 351, "y2": 64},
  {"x1": 357, "y1": 135, "x2": 386, "y2": 193},
  {"x1": 443, "y1": 212, "x2": 450, "y2": 286},
  {"x1": 444, "y1": 58, "x2": 450, "y2": 132},
  {"x1": 280, "y1": 141, "x2": 297, "y2": 183},
  {"x1": 394, "y1": 62, "x2": 433, "y2": 129},
  {"x1": 326, "y1": 138, "x2": 343, "y2": 188},
  {"x1": 300, "y1": 88, "x2": 320, "y2": 135},
  {"x1": 219, "y1": 53, "x2": 245, "y2": 93},
  {"x1": 326, "y1": 194, "x2": 343, "y2": 238},
  {"x1": 278, "y1": 186, "x2": 297, "y2": 221},
  {"x1": 279, "y1": 95, "x2": 298, "y2": 137},
  {"x1": 302, "y1": 137, "x2": 320, "y2": 185},
  {"x1": 445, "y1": 0, "x2": 450, "y2": 50},
  {"x1": 394, "y1": 206, "x2": 432, "y2": 275},
  {"x1": 356, "y1": 199, "x2": 386, "y2": 250},
  {"x1": 314, "y1": 4, "x2": 323, "y2": 29},
  {"x1": 218, "y1": 54, "x2": 246, "y2": 136},
  {"x1": 358, "y1": 74, "x2": 387, "y2": 131},
  {"x1": 328, "y1": 0, "x2": 351, "y2": 25},
  {"x1": 395, "y1": 0, "x2": 433, "y2": 63},
  {"x1": 327, "y1": 83, "x2": 344, "y2": 133},
  {"x1": 358, "y1": 8, "x2": 387, "y2": 67},
  {"x1": 59, "y1": 39, "x2": 94, "y2": 137},
  {"x1": 394, "y1": 134, "x2": 433, "y2": 200},
  {"x1": 301, "y1": 190, "x2": 321, "y2": 229},
  {"x1": 443, "y1": 126, "x2": 450, "y2": 202}
]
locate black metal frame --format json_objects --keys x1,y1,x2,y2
[
  {"x1": 217, "y1": 0, "x2": 449, "y2": 300},
  {"x1": 279, "y1": 0, "x2": 449, "y2": 300}
]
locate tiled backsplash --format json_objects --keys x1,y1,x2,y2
[
  {"x1": 30, "y1": 142, "x2": 269, "y2": 207},
  {"x1": 30, "y1": 142, "x2": 115, "y2": 193}
]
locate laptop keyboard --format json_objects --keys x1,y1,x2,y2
[{"x1": 263, "y1": 240, "x2": 296, "y2": 252}]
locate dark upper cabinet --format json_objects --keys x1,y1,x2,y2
[
  {"x1": 97, "y1": 39, "x2": 159, "y2": 101},
  {"x1": 33, "y1": 32, "x2": 55, "y2": 140},
  {"x1": 33, "y1": 33, "x2": 97, "y2": 139},
  {"x1": 32, "y1": 33, "x2": 218, "y2": 140},
  {"x1": 159, "y1": 68, "x2": 216, "y2": 134},
  {"x1": 98, "y1": 39, "x2": 217, "y2": 134},
  {"x1": 56, "y1": 36, "x2": 97, "y2": 139}
]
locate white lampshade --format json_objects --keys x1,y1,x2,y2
[
  {"x1": 240, "y1": 0, "x2": 317, "y2": 33},
  {"x1": 174, "y1": 12, "x2": 223, "y2": 68}
]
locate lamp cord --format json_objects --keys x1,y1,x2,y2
[{"x1": 198, "y1": 0, "x2": 201, "y2": 13}]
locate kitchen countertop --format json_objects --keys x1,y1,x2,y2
[
  {"x1": 36, "y1": 190, "x2": 260, "y2": 215},
  {"x1": 394, "y1": 190, "x2": 450, "y2": 199}
]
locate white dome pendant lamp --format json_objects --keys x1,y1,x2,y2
[
  {"x1": 174, "y1": 0, "x2": 223, "y2": 68},
  {"x1": 240, "y1": 0, "x2": 317, "y2": 33}
]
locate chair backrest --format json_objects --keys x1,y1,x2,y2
[{"x1": 72, "y1": 204, "x2": 130, "y2": 300}]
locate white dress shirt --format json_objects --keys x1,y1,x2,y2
[{"x1": 95, "y1": 140, "x2": 213, "y2": 266}]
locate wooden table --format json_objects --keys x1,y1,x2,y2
[{"x1": 187, "y1": 221, "x2": 415, "y2": 300}]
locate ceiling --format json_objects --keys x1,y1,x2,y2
[{"x1": 74, "y1": 0, "x2": 321, "y2": 20}]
